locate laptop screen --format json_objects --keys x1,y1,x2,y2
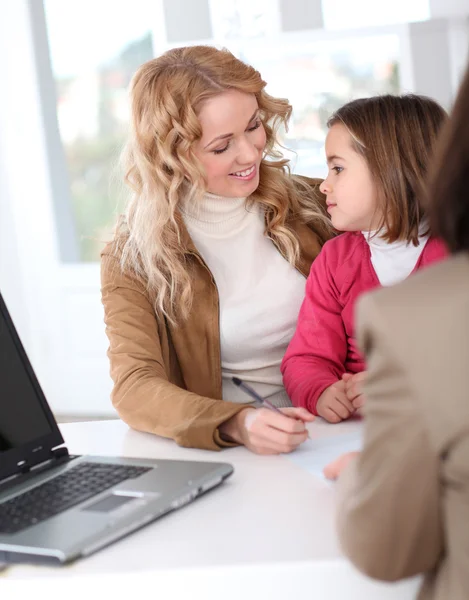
[{"x1": 0, "y1": 308, "x2": 52, "y2": 454}]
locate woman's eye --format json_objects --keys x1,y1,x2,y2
[
  {"x1": 212, "y1": 121, "x2": 260, "y2": 154},
  {"x1": 247, "y1": 120, "x2": 261, "y2": 132},
  {"x1": 213, "y1": 144, "x2": 229, "y2": 155},
  {"x1": 332, "y1": 166, "x2": 343, "y2": 174}
]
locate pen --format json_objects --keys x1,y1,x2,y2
[{"x1": 232, "y1": 377, "x2": 311, "y2": 438}]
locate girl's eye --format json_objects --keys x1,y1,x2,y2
[
  {"x1": 213, "y1": 143, "x2": 230, "y2": 155},
  {"x1": 332, "y1": 166, "x2": 343, "y2": 174},
  {"x1": 247, "y1": 119, "x2": 261, "y2": 132}
]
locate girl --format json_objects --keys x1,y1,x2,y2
[{"x1": 281, "y1": 95, "x2": 448, "y2": 423}]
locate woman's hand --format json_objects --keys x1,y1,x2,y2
[
  {"x1": 323, "y1": 451, "x2": 360, "y2": 480},
  {"x1": 316, "y1": 380, "x2": 355, "y2": 423},
  {"x1": 219, "y1": 407, "x2": 314, "y2": 455}
]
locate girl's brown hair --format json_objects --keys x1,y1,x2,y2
[{"x1": 328, "y1": 95, "x2": 447, "y2": 245}]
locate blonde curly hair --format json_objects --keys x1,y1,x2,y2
[{"x1": 116, "y1": 45, "x2": 330, "y2": 324}]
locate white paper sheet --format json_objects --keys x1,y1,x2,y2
[{"x1": 286, "y1": 429, "x2": 362, "y2": 480}]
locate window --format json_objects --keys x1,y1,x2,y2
[
  {"x1": 44, "y1": 0, "x2": 156, "y2": 261},
  {"x1": 208, "y1": 0, "x2": 280, "y2": 39},
  {"x1": 45, "y1": 0, "x2": 402, "y2": 260},
  {"x1": 240, "y1": 33, "x2": 400, "y2": 176},
  {"x1": 322, "y1": 0, "x2": 430, "y2": 30}
]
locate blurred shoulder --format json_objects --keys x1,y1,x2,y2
[
  {"x1": 365, "y1": 254, "x2": 469, "y2": 313},
  {"x1": 358, "y1": 254, "x2": 469, "y2": 349}
]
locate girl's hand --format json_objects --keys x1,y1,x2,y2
[
  {"x1": 323, "y1": 451, "x2": 360, "y2": 480},
  {"x1": 219, "y1": 407, "x2": 314, "y2": 455},
  {"x1": 316, "y1": 380, "x2": 355, "y2": 423},
  {"x1": 342, "y1": 371, "x2": 367, "y2": 410}
]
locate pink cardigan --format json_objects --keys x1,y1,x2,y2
[{"x1": 281, "y1": 232, "x2": 447, "y2": 414}]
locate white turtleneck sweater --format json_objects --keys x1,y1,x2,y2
[
  {"x1": 363, "y1": 223, "x2": 430, "y2": 286},
  {"x1": 181, "y1": 193, "x2": 306, "y2": 407}
]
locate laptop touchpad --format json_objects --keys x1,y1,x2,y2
[{"x1": 84, "y1": 494, "x2": 137, "y2": 513}]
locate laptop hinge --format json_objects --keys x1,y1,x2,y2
[
  {"x1": 0, "y1": 447, "x2": 72, "y2": 492},
  {"x1": 16, "y1": 446, "x2": 70, "y2": 475},
  {"x1": 51, "y1": 446, "x2": 69, "y2": 460}
]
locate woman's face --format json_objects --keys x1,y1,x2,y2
[{"x1": 193, "y1": 89, "x2": 266, "y2": 198}]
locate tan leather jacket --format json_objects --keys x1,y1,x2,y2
[{"x1": 101, "y1": 178, "x2": 330, "y2": 450}]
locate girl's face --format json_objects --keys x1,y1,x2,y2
[
  {"x1": 193, "y1": 89, "x2": 266, "y2": 198},
  {"x1": 319, "y1": 123, "x2": 382, "y2": 232}
]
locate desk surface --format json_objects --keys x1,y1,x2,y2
[{"x1": 2, "y1": 419, "x2": 420, "y2": 600}]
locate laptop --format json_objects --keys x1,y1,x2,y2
[{"x1": 0, "y1": 292, "x2": 233, "y2": 565}]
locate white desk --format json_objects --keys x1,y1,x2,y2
[{"x1": 1, "y1": 419, "x2": 420, "y2": 600}]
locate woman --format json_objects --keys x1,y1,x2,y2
[
  {"x1": 325, "y1": 66, "x2": 469, "y2": 599},
  {"x1": 101, "y1": 46, "x2": 332, "y2": 453}
]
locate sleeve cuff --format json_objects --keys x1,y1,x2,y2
[{"x1": 213, "y1": 427, "x2": 240, "y2": 449}]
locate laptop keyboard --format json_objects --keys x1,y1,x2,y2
[{"x1": 0, "y1": 461, "x2": 151, "y2": 535}]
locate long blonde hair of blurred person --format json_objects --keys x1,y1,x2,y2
[{"x1": 116, "y1": 45, "x2": 331, "y2": 325}]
